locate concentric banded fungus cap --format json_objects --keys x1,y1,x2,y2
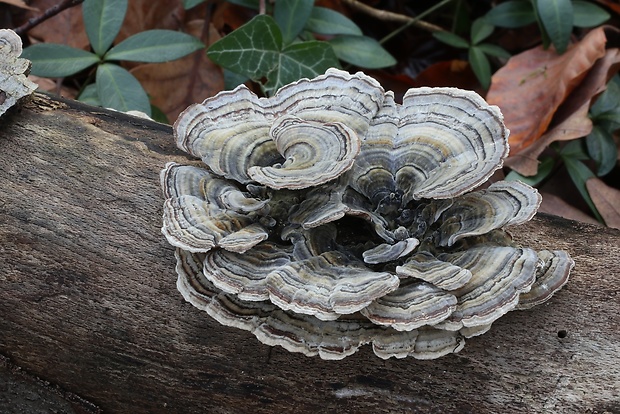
[
  {"x1": 0, "y1": 29, "x2": 38, "y2": 117},
  {"x1": 162, "y1": 68, "x2": 573, "y2": 360}
]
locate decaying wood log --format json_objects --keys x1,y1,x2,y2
[{"x1": 1, "y1": 93, "x2": 619, "y2": 413}]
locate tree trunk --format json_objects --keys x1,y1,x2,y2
[{"x1": 1, "y1": 93, "x2": 619, "y2": 414}]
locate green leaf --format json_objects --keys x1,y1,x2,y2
[
  {"x1": 476, "y1": 43, "x2": 511, "y2": 58},
  {"x1": 184, "y1": 0, "x2": 206, "y2": 9},
  {"x1": 563, "y1": 157, "x2": 603, "y2": 221},
  {"x1": 96, "y1": 63, "x2": 151, "y2": 115},
  {"x1": 535, "y1": 0, "x2": 573, "y2": 54},
  {"x1": 150, "y1": 104, "x2": 169, "y2": 124},
  {"x1": 263, "y1": 41, "x2": 339, "y2": 94},
  {"x1": 586, "y1": 126, "x2": 618, "y2": 176},
  {"x1": 505, "y1": 156, "x2": 555, "y2": 186},
  {"x1": 468, "y1": 46, "x2": 491, "y2": 89},
  {"x1": 305, "y1": 6, "x2": 362, "y2": 36},
  {"x1": 432, "y1": 31, "x2": 469, "y2": 49},
  {"x1": 224, "y1": 69, "x2": 248, "y2": 90},
  {"x1": 208, "y1": 15, "x2": 338, "y2": 94},
  {"x1": 590, "y1": 75, "x2": 620, "y2": 121},
  {"x1": 105, "y1": 30, "x2": 204, "y2": 62},
  {"x1": 274, "y1": 0, "x2": 314, "y2": 45},
  {"x1": 471, "y1": 18, "x2": 494, "y2": 45},
  {"x1": 572, "y1": 0, "x2": 610, "y2": 27},
  {"x1": 560, "y1": 139, "x2": 589, "y2": 160},
  {"x1": 82, "y1": 0, "x2": 128, "y2": 56},
  {"x1": 207, "y1": 15, "x2": 282, "y2": 80},
  {"x1": 484, "y1": 1, "x2": 536, "y2": 28},
  {"x1": 21, "y1": 44, "x2": 99, "y2": 77},
  {"x1": 329, "y1": 35, "x2": 396, "y2": 69},
  {"x1": 77, "y1": 84, "x2": 101, "y2": 106}
]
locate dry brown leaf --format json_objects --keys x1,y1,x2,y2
[
  {"x1": 586, "y1": 178, "x2": 620, "y2": 229},
  {"x1": 413, "y1": 60, "x2": 480, "y2": 91},
  {"x1": 487, "y1": 27, "x2": 607, "y2": 155},
  {"x1": 131, "y1": 21, "x2": 224, "y2": 123},
  {"x1": 117, "y1": 0, "x2": 185, "y2": 42},
  {"x1": 506, "y1": 47, "x2": 620, "y2": 175},
  {"x1": 1, "y1": 0, "x2": 38, "y2": 10},
  {"x1": 538, "y1": 192, "x2": 600, "y2": 225},
  {"x1": 23, "y1": 0, "x2": 88, "y2": 49}
]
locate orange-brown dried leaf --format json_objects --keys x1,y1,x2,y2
[
  {"x1": 23, "y1": 0, "x2": 88, "y2": 49},
  {"x1": 117, "y1": 0, "x2": 185, "y2": 42},
  {"x1": 212, "y1": 2, "x2": 256, "y2": 32},
  {"x1": 413, "y1": 60, "x2": 481, "y2": 92},
  {"x1": 594, "y1": 0, "x2": 620, "y2": 15},
  {"x1": 507, "y1": 47, "x2": 620, "y2": 175},
  {"x1": 131, "y1": 21, "x2": 224, "y2": 123},
  {"x1": 1, "y1": 0, "x2": 38, "y2": 10},
  {"x1": 487, "y1": 28, "x2": 607, "y2": 154},
  {"x1": 586, "y1": 178, "x2": 620, "y2": 229},
  {"x1": 538, "y1": 192, "x2": 599, "y2": 225}
]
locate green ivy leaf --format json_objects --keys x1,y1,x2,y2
[
  {"x1": 484, "y1": 1, "x2": 536, "y2": 28},
  {"x1": 328, "y1": 35, "x2": 396, "y2": 69},
  {"x1": 535, "y1": 0, "x2": 573, "y2": 54},
  {"x1": 505, "y1": 156, "x2": 555, "y2": 186},
  {"x1": 82, "y1": 0, "x2": 128, "y2": 56},
  {"x1": 572, "y1": 0, "x2": 610, "y2": 27},
  {"x1": 476, "y1": 43, "x2": 511, "y2": 58},
  {"x1": 305, "y1": 6, "x2": 362, "y2": 36},
  {"x1": 432, "y1": 31, "x2": 469, "y2": 49},
  {"x1": 563, "y1": 157, "x2": 603, "y2": 221},
  {"x1": 96, "y1": 63, "x2": 151, "y2": 115},
  {"x1": 207, "y1": 15, "x2": 282, "y2": 81},
  {"x1": 586, "y1": 126, "x2": 618, "y2": 176},
  {"x1": 77, "y1": 84, "x2": 101, "y2": 106},
  {"x1": 471, "y1": 18, "x2": 494, "y2": 45},
  {"x1": 208, "y1": 15, "x2": 339, "y2": 94},
  {"x1": 224, "y1": 69, "x2": 248, "y2": 90},
  {"x1": 263, "y1": 41, "x2": 339, "y2": 94},
  {"x1": 21, "y1": 44, "x2": 99, "y2": 77},
  {"x1": 105, "y1": 30, "x2": 204, "y2": 62},
  {"x1": 468, "y1": 46, "x2": 491, "y2": 89},
  {"x1": 274, "y1": 0, "x2": 314, "y2": 45}
]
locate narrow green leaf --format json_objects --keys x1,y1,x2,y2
[
  {"x1": 573, "y1": 0, "x2": 610, "y2": 27},
  {"x1": 535, "y1": 0, "x2": 573, "y2": 54},
  {"x1": 586, "y1": 126, "x2": 618, "y2": 176},
  {"x1": 305, "y1": 6, "x2": 362, "y2": 36},
  {"x1": 468, "y1": 46, "x2": 491, "y2": 89},
  {"x1": 590, "y1": 75, "x2": 620, "y2": 117},
  {"x1": 563, "y1": 157, "x2": 603, "y2": 221},
  {"x1": 274, "y1": 0, "x2": 314, "y2": 45},
  {"x1": 476, "y1": 43, "x2": 511, "y2": 58},
  {"x1": 432, "y1": 31, "x2": 469, "y2": 49},
  {"x1": 184, "y1": 0, "x2": 206, "y2": 9},
  {"x1": 560, "y1": 139, "x2": 589, "y2": 160},
  {"x1": 105, "y1": 30, "x2": 204, "y2": 62},
  {"x1": 150, "y1": 104, "x2": 169, "y2": 124},
  {"x1": 471, "y1": 18, "x2": 494, "y2": 45},
  {"x1": 207, "y1": 14, "x2": 282, "y2": 80},
  {"x1": 329, "y1": 35, "x2": 396, "y2": 69},
  {"x1": 77, "y1": 84, "x2": 101, "y2": 106},
  {"x1": 505, "y1": 156, "x2": 555, "y2": 186},
  {"x1": 82, "y1": 0, "x2": 128, "y2": 56},
  {"x1": 96, "y1": 63, "x2": 151, "y2": 115},
  {"x1": 484, "y1": 1, "x2": 536, "y2": 28},
  {"x1": 21, "y1": 44, "x2": 99, "y2": 77},
  {"x1": 264, "y1": 41, "x2": 339, "y2": 94}
]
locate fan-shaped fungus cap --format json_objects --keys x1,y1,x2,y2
[
  {"x1": 0, "y1": 29, "x2": 37, "y2": 117},
  {"x1": 163, "y1": 68, "x2": 573, "y2": 360}
]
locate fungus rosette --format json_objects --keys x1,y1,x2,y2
[{"x1": 161, "y1": 69, "x2": 573, "y2": 360}]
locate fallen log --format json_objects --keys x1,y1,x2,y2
[{"x1": 1, "y1": 93, "x2": 619, "y2": 413}]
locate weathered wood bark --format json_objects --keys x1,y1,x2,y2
[{"x1": 1, "y1": 93, "x2": 619, "y2": 413}]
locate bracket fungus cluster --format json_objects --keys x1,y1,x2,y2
[
  {"x1": 161, "y1": 69, "x2": 574, "y2": 360},
  {"x1": 0, "y1": 29, "x2": 37, "y2": 117}
]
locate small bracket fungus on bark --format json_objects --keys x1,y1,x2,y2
[
  {"x1": 162, "y1": 69, "x2": 574, "y2": 360},
  {"x1": 0, "y1": 29, "x2": 37, "y2": 117}
]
